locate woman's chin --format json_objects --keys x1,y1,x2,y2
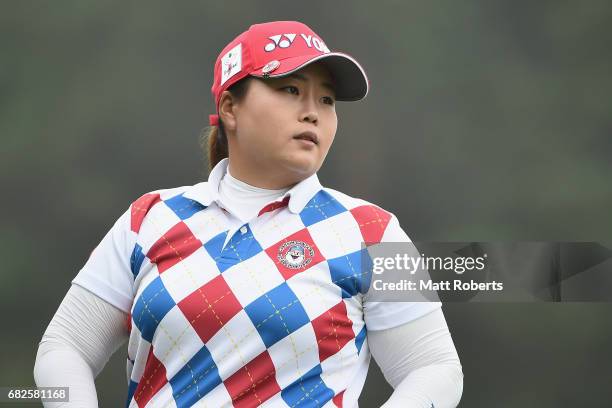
[{"x1": 280, "y1": 156, "x2": 320, "y2": 178}]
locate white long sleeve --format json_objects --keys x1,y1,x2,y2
[
  {"x1": 368, "y1": 308, "x2": 463, "y2": 408},
  {"x1": 34, "y1": 284, "x2": 128, "y2": 407},
  {"x1": 34, "y1": 287, "x2": 462, "y2": 407}
]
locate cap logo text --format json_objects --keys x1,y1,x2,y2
[
  {"x1": 300, "y1": 34, "x2": 330, "y2": 53},
  {"x1": 264, "y1": 33, "x2": 330, "y2": 54}
]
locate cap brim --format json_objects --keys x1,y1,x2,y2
[{"x1": 250, "y1": 52, "x2": 369, "y2": 101}]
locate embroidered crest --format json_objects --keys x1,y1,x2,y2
[{"x1": 278, "y1": 240, "x2": 315, "y2": 269}]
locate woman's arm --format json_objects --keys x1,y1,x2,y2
[
  {"x1": 34, "y1": 284, "x2": 128, "y2": 407},
  {"x1": 367, "y1": 308, "x2": 463, "y2": 408}
]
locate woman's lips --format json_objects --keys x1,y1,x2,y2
[{"x1": 293, "y1": 131, "x2": 319, "y2": 145}]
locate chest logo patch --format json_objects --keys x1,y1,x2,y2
[{"x1": 278, "y1": 240, "x2": 315, "y2": 269}]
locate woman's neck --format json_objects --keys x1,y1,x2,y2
[
  {"x1": 218, "y1": 165, "x2": 290, "y2": 222},
  {"x1": 227, "y1": 160, "x2": 303, "y2": 190},
  {"x1": 224, "y1": 167, "x2": 289, "y2": 196}
]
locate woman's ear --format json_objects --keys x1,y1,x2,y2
[{"x1": 218, "y1": 91, "x2": 237, "y2": 132}]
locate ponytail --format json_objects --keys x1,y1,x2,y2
[{"x1": 202, "y1": 122, "x2": 228, "y2": 172}]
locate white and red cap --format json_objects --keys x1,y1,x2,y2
[{"x1": 209, "y1": 20, "x2": 369, "y2": 126}]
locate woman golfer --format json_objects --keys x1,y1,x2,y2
[{"x1": 35, "y1": 20, "x2": 463, "y2": 407}]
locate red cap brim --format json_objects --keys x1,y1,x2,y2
[{"x1": 250, "y1": 52, "x2": 369, "y2": 101}]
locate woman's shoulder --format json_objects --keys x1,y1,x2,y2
[
  {"x1": 321, "y1": 187, "x2": 401, "y2": 243},
  {"x1": 126, "y1": 183, "x2": 206, "y2": 215},
  {"x1": 135, "y1": 183, "x2": 201, "y2": 200},
  {"x1": 134, "y1": 182, "x2": 195, "y2": 201},
  {"x1": 321, "y1": 187, "x2": 396, "y2": 219}
]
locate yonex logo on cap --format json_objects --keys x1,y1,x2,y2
[
  {"x1": 264, "y1": 34, "x2": 297, "y2": 51},
  {"x1": 264, "y1": 33, "x2": 331, "y2": 54}
]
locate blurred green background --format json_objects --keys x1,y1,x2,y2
[{"x1": 1, "y1": 1, "x2": 611, "y2": 406}]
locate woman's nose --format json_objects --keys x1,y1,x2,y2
[
  {"x1": 301, "y1": 110, "x2": 318, "y2": 124},
  {"x1": 299, "y1": 98, "x2": 319, "y2": 124}
]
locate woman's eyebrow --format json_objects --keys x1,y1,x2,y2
[{"x1": 284, "y1": 73, "x2": 336, "y2": 96}]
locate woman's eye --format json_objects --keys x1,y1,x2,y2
[
  {"x1": 322, "y1": 96, "x2": 335, "y2": 105},
  {"x1": 281, "y1": 86, "x2": 334, "y2": 105},
  {"x1": 282, "y1": 86, "x2": 299, "y2": 95}
]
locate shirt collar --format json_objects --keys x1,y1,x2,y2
[
  {"x1": 281, "y1": 170, "x2": 322, "y2": 214},
  {"x1": 182, "y1": 157, "x2": 227, "y2": 207},
  {"x1": 183, "y1": 158, "x2": 322, "y2": 214}
]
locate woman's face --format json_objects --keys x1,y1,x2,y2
[{"x1": 222, "y1": 62, "x2": 338, "y2": 187}]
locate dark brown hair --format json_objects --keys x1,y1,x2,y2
[{"x1": 200, "y1": 77, "x2": 253, "y2": 172}]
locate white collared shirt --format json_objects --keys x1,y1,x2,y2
[
  {"x1": 214, "y1": 159, "x2": 290, "y2": 247},
  {"x1": 72, "y1": 158, "x2": 441, "y2": 408}
]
